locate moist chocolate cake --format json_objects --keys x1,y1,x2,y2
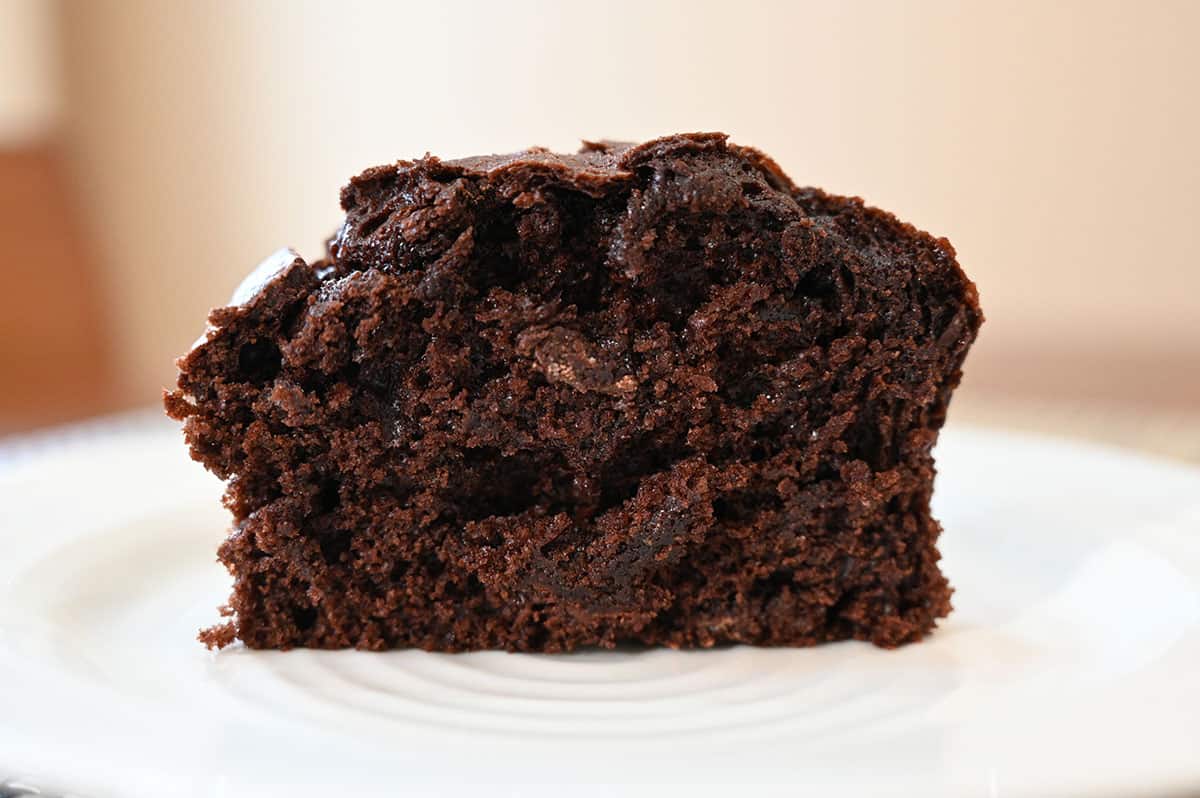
[{"x1": 167, "y1": 133, "x2": 981, "y2": 652}]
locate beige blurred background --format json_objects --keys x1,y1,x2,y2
[{"x1": 2, "y1": 0, "x2": 1198, "y2": 457}]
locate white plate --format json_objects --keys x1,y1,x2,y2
[{"x1": 1, "y1": 413, "x2": 1199, "y2": 797}]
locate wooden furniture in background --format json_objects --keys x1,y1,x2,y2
[{"x1": 0, "y1": 144, "x2": 119, "y2": 434}]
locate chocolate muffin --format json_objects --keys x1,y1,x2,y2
[{"x1": 166, "y1": 133, "x2": 982, "y2": 652}]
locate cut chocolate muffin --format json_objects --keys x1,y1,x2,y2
[{"x1": 167, "y1": 132, "x2": 981, "y2": 652}]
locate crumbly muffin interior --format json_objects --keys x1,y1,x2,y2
[{"x1": 166, "y1": 133, "x2": 981, "y2": 651}]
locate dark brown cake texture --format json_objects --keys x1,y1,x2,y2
[{"x1": 166, "y1": 133, "x2": 981, "y2": 652}]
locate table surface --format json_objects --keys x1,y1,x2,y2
[{"x1": 952, "y1": 396, "x2": 1200, "y2": 465}]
